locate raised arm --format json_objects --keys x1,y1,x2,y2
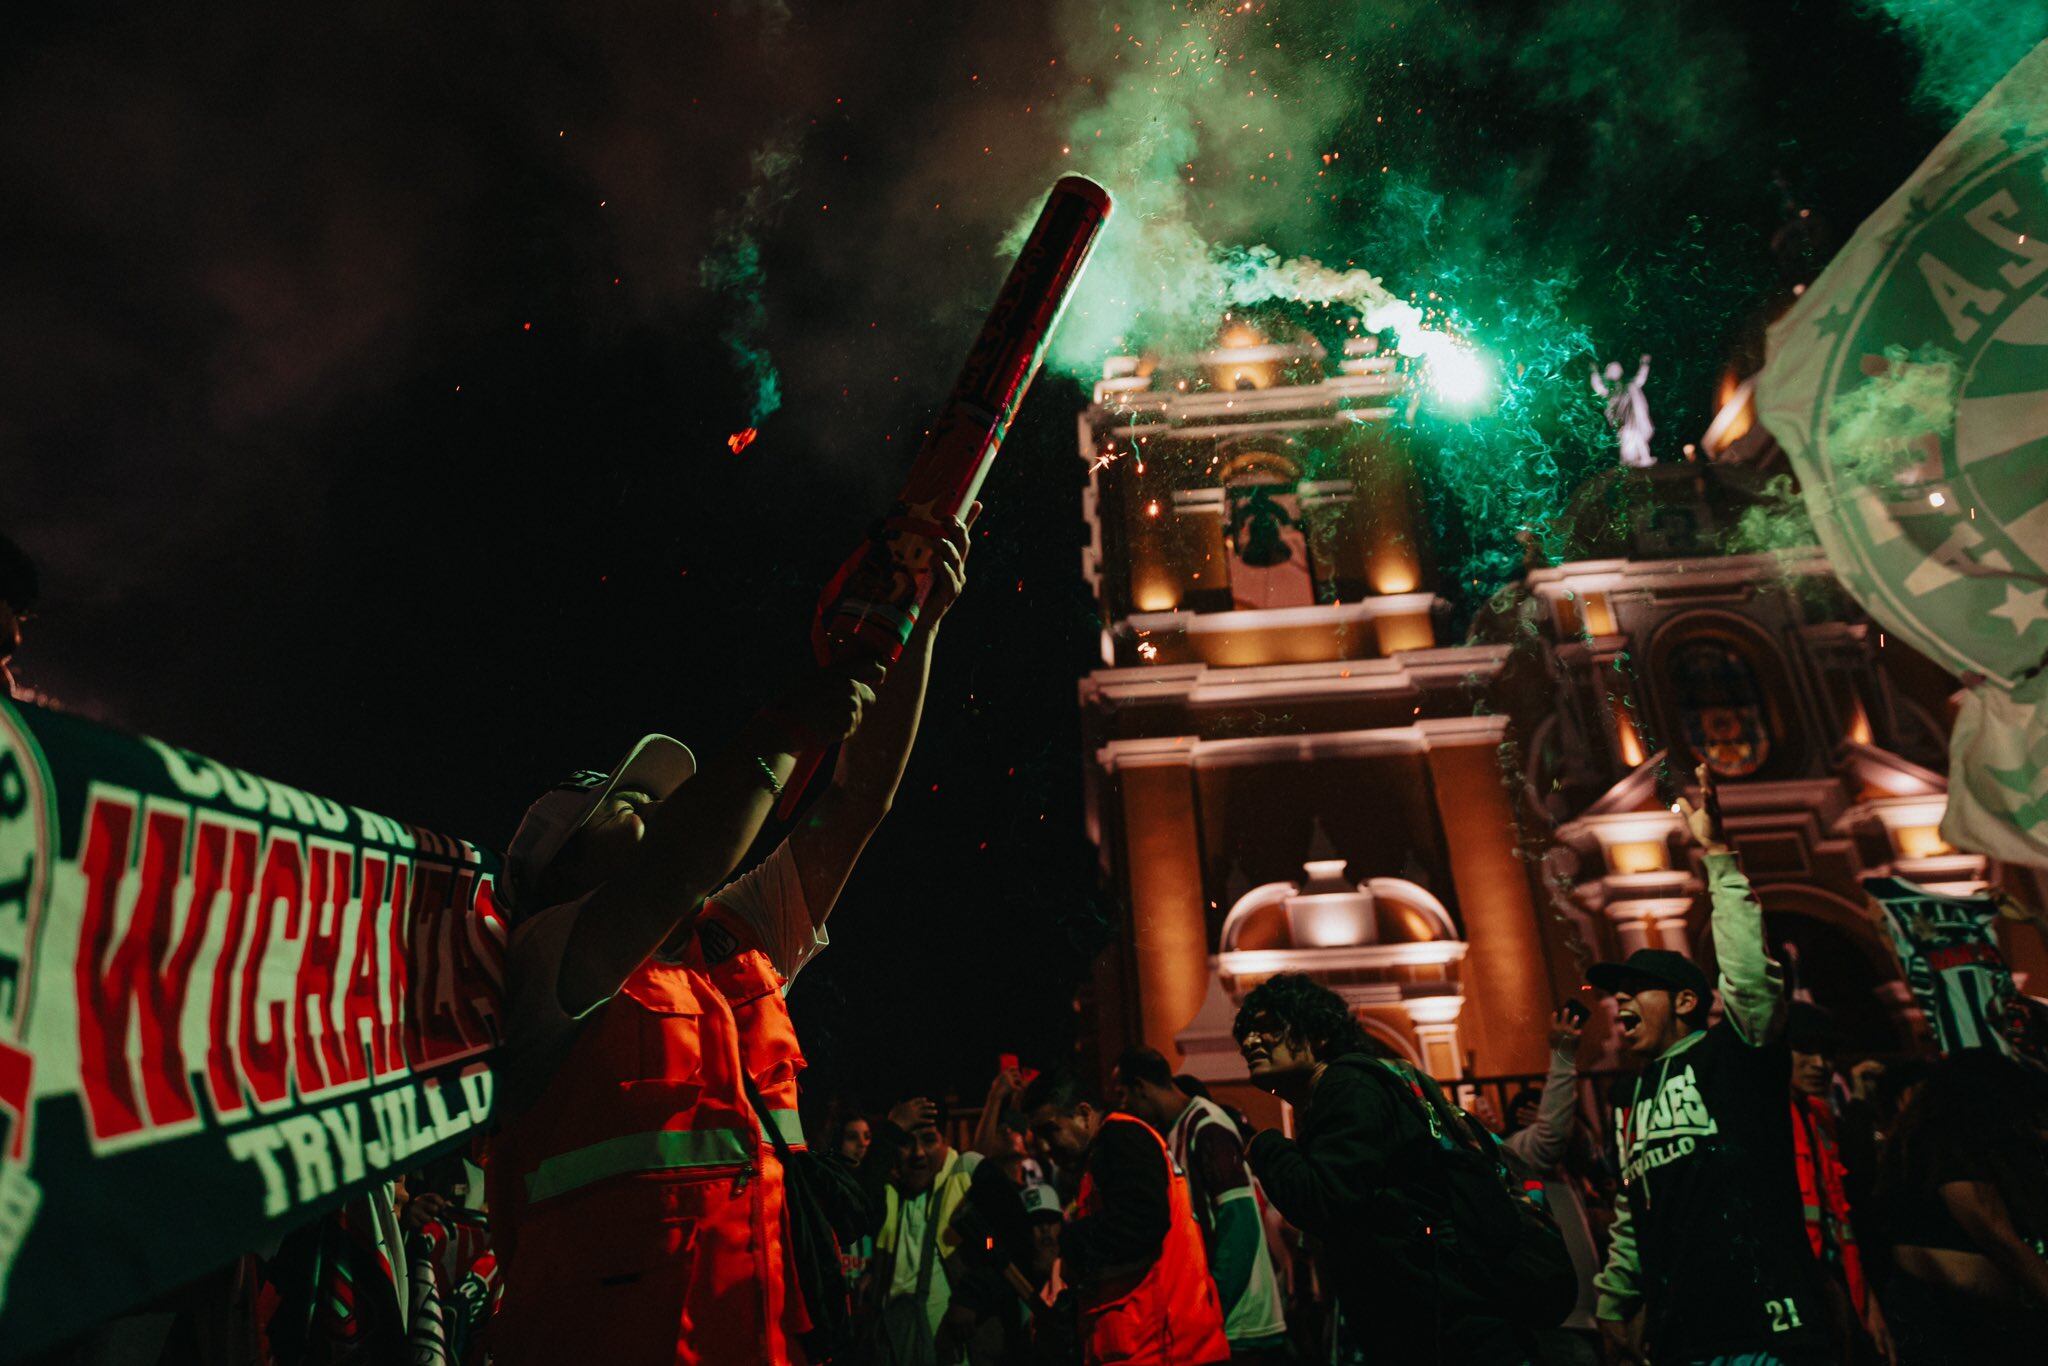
[
  {"x1": 556, "y1": 669, "x2": 879, "y2": 1013},
  {"x1": 790, "y1": 509, "x2": 975, "y2": 922},
  {"x1": 1594, "y1": 1187, "x2": 1646, "y2": 1362},
  {"x1": 1677, "y1": 763, "x2": 1785, "y2": 1045},
  {"x1": 1503, "y1": 1007, "x2": 1583, "y2": 1173}
]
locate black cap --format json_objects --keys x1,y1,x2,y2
[{"x1": 1587, "y1": 949, "x2": 1710, "y2": 1001}]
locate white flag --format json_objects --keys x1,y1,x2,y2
[{"x1": 1759, "y1": 41, "x2": 2048, "y2": 864}]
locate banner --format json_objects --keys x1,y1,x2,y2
[
  {"x1": 1757, "y1": 41, "x2": 2048, "y2": 862},
  {"x1": 1866, "y1": 875, "x2": 2033, "y2": 1062},
  {"x1": 0, "y1": 697, "x2": 507, "y2": 1358}
]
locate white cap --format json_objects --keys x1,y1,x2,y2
[
  {"x1": 499, "y1": 734, "x2": 697, "y2": 918},
  {"x1": 1021, "y1": 1181, "x2": 1064, "y2": 1221}
]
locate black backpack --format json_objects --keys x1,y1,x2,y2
[
  {"x1": 1350, "y1": 1057, "x2": 1579, "y2": 1328},
  {"x1": 742, "y1": 1075, "x2": 875, "y2": 1363}
]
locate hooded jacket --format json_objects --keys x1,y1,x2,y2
[
  {"x1": 1592, "y1": 852, "x2": 1832, "y2": 1361},
  {"x1": 1246, "y1": 1055, "x2": 1526, "y2": 1364}
]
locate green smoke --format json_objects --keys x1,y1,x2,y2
[
  {"x1": 702, "y1": 139, "x2": 800, "y2": 429},
  {"x1": 1004, "y1": 2, "x2": 2023, "y2": 608},
  {"x1": 1856, "y1": 2, "x2": 2048, "y2": 116},
  {"x1": 1024, "y1": 1, "x2": 1766, "y2": 604}
]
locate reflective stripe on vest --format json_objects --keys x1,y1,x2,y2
[
  {"x1": 762, "y1": 1107, "x2": 807, "y2": 1150},
  {"x1": 526, "y1": 1127, "x2": 753, "y2": 1203},
  {"x1": 525, "y1": 1109, "x2": 806, "y2": 1203}
]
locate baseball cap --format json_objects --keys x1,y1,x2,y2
[
  {"x1": 1020, "y1": 1182, "x2": 1063, "y2": 1222},
  {"x1": 499, "y1": 734, "x2": 697, "y2": 919},
  {"x1": 1587, "y1": 949, "x2": 1711, "y2": 1001}
]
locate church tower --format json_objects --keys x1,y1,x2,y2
[{"x1": 1075, "y1": 322, "x2": 1556, "y2": 1125}]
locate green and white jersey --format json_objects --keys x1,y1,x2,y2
[{"x1": 1166, "y1": 1095, "x2": 1287, "y2": 1345}]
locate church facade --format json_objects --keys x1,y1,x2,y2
[{"x1": 1072, "y1": 324, "x2": 2048, "y2": 1126}]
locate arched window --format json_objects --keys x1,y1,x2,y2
[
  {"x1": 1220, "y1": 449, "x2": 1315, "y2": 610},
  {"x1": 1648, "y1": 612, "x2": 1804, "y2": 779},
  {"x1": 1670, "y1": 638, "x2": 1771, "y2": 777}
]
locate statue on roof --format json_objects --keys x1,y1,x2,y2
[{"x1": 1592, "y1": 354, "x2": 1656, "y2": 468}]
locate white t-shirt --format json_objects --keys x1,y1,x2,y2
[
  {"x1": 500, "y1": 840, "x2": 822, "y2": 1113},
  {"x1": 695, "y1": 839, "x2": 828, "y2": 983}
]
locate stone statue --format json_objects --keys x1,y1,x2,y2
[{"x1": 1592, "y1": 354, "x2": 1655, "y2": 468}]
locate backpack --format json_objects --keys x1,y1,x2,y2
[
  {"x1": 741, "y1": 1074, "x2": 876, "y2": 1363},
  {"x1": 1351, "y1": 1057, "x2": 1579, "y2": 1328}
]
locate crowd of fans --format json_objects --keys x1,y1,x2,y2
[{"x1": 7, "y1": 515, "x2": 2047, "y2": 1366}]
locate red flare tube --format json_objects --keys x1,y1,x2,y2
[{"x1": 777, "y1": 176, "x2": 1111, "y2": 816}]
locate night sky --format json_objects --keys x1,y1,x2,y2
[{"x1": 0, "y1": 2, "x2": 2008, "y2": 1107}]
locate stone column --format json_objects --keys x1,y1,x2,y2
[
  {"x1": 1111, "y1": 748, "x2": 1213, "y2": 1067},
  {"x1": 1401, "y1": 995, "x2": 1468, "y2": 1078},
  {"x1": 1422, "y1": 718, "x2": 1551, "y2": 1074},
  {"x1": 1608, "y1": 911, "x2": 1657, "y2": 956}
]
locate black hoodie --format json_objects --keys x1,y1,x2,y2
[
  {"x1": 1246, "y1": 1054, "x2": 1525, "y2": 1364},
  {"x1": 1593, "y1": 853, "x2": 1832, "y2": 1362}
]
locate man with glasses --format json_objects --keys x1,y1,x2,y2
[{"x1": 1235, "y1": 973, "x2": 1527, "y2": 1365}]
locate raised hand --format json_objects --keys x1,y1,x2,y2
[
  {"x1": 1548, "y1": 1004, "x2": 1586, "y2": 1055},
  {"x1": 770, "y1": 662, "x2": 887, "y2": 749},
  {"x1": 921, "y1": 502, "x2": 980, "y2": 629},
  {"x1": 1674, "y1": 763, "x2": 1730, "y2": 855}
]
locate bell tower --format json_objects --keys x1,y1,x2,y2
[{"x1": 1076, "y1": 323, "x2": 1558, "y2": 1122}]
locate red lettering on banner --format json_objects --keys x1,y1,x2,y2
[
  {"x1": 467, "y1": 873, "x2": 508, "y2": 1044},
  {"x1": 445, "y1": 867, "x2": 494, "y2": 1047},
  {"x1": 385, "y1": 859, "x2": 411, "y2": 1072},
  {"x1": 75, "y1": 800, "x2": 224, "y2": 1144},
  {"x1": 340, "y1": 852, "x2": 390, "y2": 1082},
  {"x1": 405, "y1": 863, "x2": 456, "y2": 1066},
  {"x1": 1927, "y1": 942, "x2": 2000, "y2": 971},
  {"x1": 291, "y1": 845, "x2": 353, "y2": 1098},
  {"x1": 148, "y1": 818, "x2": 229, "y2": 1124},
  {"x1": 204, "y1": 827, "x2": 261, "y2": 1118},
  {"x1": 73, "y1": 795, "x2": 145, "y2": 1140},
  {"x1": 237, "y1": 836, "x2": 304, "y2": 1110}
]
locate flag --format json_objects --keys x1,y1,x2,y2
[{"x1": 1759, "y1": 40, "x2": 2048, "y2": 865}]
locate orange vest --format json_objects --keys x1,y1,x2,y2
[
  {"x1": 1790, "y1": 1094, "x2": 1866, "y2": 1313},
  {"x1": 487, "y1": 905, "x2": 809, "y2": 1366},
  {"x1": 1074, "y1": 1114, "x2": 1231, "y2": 1366}
]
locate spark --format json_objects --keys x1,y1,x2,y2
[{"x1": 727, "y1": 427, "x2": 758, "y2": 454}]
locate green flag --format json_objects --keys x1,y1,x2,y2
[{"x1": 1760, "y1": 40, "x2": 2048, "y2": 865}]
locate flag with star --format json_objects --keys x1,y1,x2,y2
[{"x1": 1759, "y1": 40, "x2": 2048, "y2": 865}]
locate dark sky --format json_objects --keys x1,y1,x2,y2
[{"x1": 0, "y1": 1, "x2": 1982, "y2": 1105}]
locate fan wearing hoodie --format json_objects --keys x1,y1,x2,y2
[{"x1": 1590, "y1": 766, "x2": 1833, "y2": 1366}]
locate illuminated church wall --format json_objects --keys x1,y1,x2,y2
[
  {"x1": 1076, "y1": 326, "x2": 2048, "y2": 1105},
  {"x1": 1078, "y1": 326, "x2": 1558, "y2": 1117}
]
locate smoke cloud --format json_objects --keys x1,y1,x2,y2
[{"x1": 1856, "y1": 1, "x2": 2048, "y2": 117}]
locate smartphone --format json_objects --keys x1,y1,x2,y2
[{"x1": 1560, "y1": 998, "x2": 1591, "y2": 1027}]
